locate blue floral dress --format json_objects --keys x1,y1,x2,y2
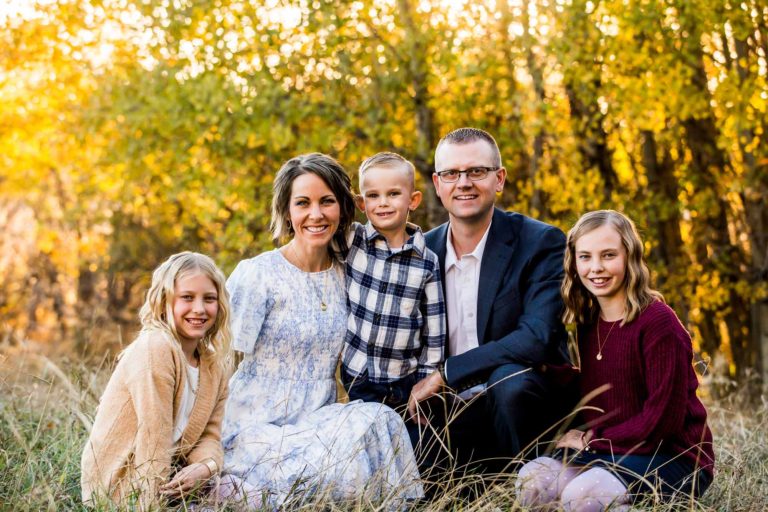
[{"x1": 222, "y1": 250, "x2": 423, "y2": 506}]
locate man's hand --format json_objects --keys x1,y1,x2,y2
[
  {"x1": 555, "y1": 429, "x2": 591, "y2": 451},
  {"x1": 159, "y1": 462, "x2": 211, "y2": 497},
  {"x1": 407, "y1": 371, "x2": 445, "y2": 425}
]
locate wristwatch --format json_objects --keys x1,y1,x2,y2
[{"x1": 437, "y1": 362, "x2": 448, "y2": 384}]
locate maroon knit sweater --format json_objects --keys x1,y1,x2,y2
[{"x1": 578, "y1": 300, "x2": 714, "y2": 475}]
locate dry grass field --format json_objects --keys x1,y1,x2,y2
[{"x1": 1, "y1": 346, "x2": 766, "y2": 511}]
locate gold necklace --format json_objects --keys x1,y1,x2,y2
[
  {"x1": 596, "y1": 318, "x2": 618, "y2": 361},
  {"x1": 287, "y1": 242, "x2": 331, "y2": 311},
  {"x1": 309, "y1": 269, "x2": 330, "y2": 311}
]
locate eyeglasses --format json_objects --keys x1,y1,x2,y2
[{"x1": 435, "y1": 166, "x2": 498, "y2": 183}]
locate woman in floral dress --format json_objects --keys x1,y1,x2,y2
[{"x1": 218, "y1": 153, "x2": 423, "y2": 508}]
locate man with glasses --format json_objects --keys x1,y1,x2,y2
[{"x1": 407, "y1": 127, "x2": 572, "y2": 478}]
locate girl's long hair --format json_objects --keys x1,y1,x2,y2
[
  {"x1": 138, "y1": 251, "x2": 232, "y2": 369},
  {"x1": 562, "y1": 210, "x2": 663, "y2": 326}
]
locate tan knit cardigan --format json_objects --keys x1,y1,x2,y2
[{"x1": 81, "y1": 329, "x2": 229, "y2": 508}]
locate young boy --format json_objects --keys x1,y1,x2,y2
[{"x1": 341, "y1": 152, "x2": 446, "y2": 414}]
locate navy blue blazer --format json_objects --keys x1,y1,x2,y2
[{"x1": 425, "y1": 208, "x2": 570, "y2": 390}]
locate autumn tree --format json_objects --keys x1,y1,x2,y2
[{"x1": 2, "y1": 0, "x2": 765, "y2": 390}]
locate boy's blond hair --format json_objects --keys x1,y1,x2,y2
[{"x1": 358, "y1": 152, "x2": 416, "y2": 190}]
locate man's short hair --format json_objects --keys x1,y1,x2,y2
[
  {"x1": 358, "y1": 152, "x2": 416, "y2": 189},
  {"x1": 435, "y1": 127, "x2": 502, "y2": 168}
]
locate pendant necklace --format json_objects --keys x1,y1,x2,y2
[
  {"x1": 288, "y1": 242, "x2": 331, "y2": 311},
  {"x1": 310, "y1": 270, "x2": 330, "y2": 311},
  {"x1": 596, "y1": 318, "x2": 618, "y2": 361}
]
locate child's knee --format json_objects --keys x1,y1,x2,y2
[
  {"x1": 560, "y1": 468, "x2": 629, "y2": 512},
  {"x1": 515, "y1": 456, "x2": 563, "y2": 508}
]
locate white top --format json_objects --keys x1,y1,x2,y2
[
  {"x1": 173, "y1": 363, "x2": 199, "y2": 445},
  {"x1": 444, "y1": 220, "x2": 492, "y2": 398}
]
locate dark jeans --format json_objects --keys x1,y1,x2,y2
[
  {"x1": 341, "y1": 368, "x2": 420, "y2": 446},
  {"x1": 414, "y1": 363, "x2": 576, "y2": 482},
  {"x1": 565, "y1": 450, "x2": 713, "y2": 501}
]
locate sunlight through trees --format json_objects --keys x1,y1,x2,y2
[{"x1": 1, "y1": 0, "x2": 766, "y2": 391}]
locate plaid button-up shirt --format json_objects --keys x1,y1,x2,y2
[{"x1": 342, "y1": 222, "x2": 446, "y2": 383}]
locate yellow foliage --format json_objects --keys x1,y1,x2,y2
[{"x1": 0, "y1": 0, "x2": 764, "y2": 383}]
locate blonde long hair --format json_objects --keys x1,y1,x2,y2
[
  {"x1": 562, "y1": 210, "x2": 663, "y2": 326},
  {"x1": 138, "y1": 251, "x2": 232, "y2": 368}
]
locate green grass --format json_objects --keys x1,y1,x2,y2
[
  {"x1": 1, "y1": 349, "x2": 766, "y2": 511},
  {"x1": 0, "y1": 352, "x2": 92, "y2": 511}
]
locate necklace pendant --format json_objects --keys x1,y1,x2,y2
[
  {"x1": 596, "y1": 353, "x2": 603, "y2": 361},
  {"x1": 320, "y1": 301, "x2": 327, "y2": 311}
]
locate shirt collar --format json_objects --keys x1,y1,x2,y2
[
  {"x1": 445, "y1": 218, "x2": 493, "y2": 271},
  {"x1": 364, "y1": 221, "x2": 426, "y2": 257}
]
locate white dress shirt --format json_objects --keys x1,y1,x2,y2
[{"x1": 443, "y1": 220, "x2": 492, "y2": 397}]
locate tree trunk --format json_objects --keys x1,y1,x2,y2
[
  {"x1": 560, "y1": 0, "x2": 617, "y2": 202},
  {"x1": 640, "y1": 130, "x2": 690, "y2": 323},
  {"x1": 492, "y1": 0, "x2": 532, "y2": 212},
  {"x1": 107, "y1": 271, "x2": 135, "y2": 325},
  {"x1": 395, "y1": 0, "x2": 443, "y2": 228},
  {"x1": 681, "y1": 114, "x2": 751, "y2": 380},
  {"x1": 520, "y1": 0, "x2": 547, "y2": 217},
  {"x1": 669, "y1": 0, "x2": 756, "y2": 385},
  {"x1": 755, "y1": 300, "x2": 768, "y2": 389},
  {"x1": 75, "y1": 261, "x2": 97, "y2": 350},
  {"x1": 23, "y1": 253, "x2": 67, "y2": 341},
  {"x1": 681, "y1": 68, "x2": 754, "y2": 387},
  {"x1": 566, "y1": 84, "x2": 617, "y2": 202},
  {"x1": 731, "y1": 33, "x2": 766, "y2": 384}
]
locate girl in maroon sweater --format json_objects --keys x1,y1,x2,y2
[{"x1": 516, "y1": 210, "x2": 714, "y2": 511}]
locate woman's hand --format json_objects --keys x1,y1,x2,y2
[
  {"x1": 159, "y1": 462, "x2": 212, "y2": 497},
  {"x1": 556, "y1": 429, "x2": 591, "y2": 451}
]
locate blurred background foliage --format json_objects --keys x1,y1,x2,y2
[{"x1": 0, "y1": 0, "x2": 766, "y2": 394}]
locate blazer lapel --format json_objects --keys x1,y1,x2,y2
[
  {"x1": 431, "y1": 223, "x2": 449, "y2": 286},
  {"x1": 476, "y1": 209, "x2": 517, "y2": 343}
]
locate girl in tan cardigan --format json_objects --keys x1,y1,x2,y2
[{"x1": 81, "y1": 252, "x2": 231, "y2": 509}]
